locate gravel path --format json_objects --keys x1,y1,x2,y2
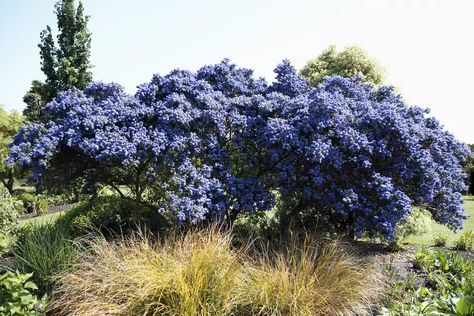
[{"x1": 19, "y1": 203, "x2": 75, "y2": 221}]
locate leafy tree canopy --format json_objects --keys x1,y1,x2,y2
[
  {"x1": 23, "y1": 0, "x2": 92, "y2": 123},
  {"x1": 300, "y1": 45, "x2": 385, "y2": 86},
  {"x1": 0, "y1": 107, "x2": 23, "y2": 194}
]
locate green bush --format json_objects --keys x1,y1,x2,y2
[
  {"x1": 36, "y1": 191, "x2": 81, "y2": 207},
  {"x1": 386, "y1": 249, "x2": 474, "y2": 315},
  {"x1": 0, "y1": 186, "x2": 22, "y2": 255},
  {"x1": 454, "y1": 230, "x2": 474, "y2": 251},
  {"x1": 433, "y1": 233, "x2": 449, "y2": 247},
  {"x1": 233, "y1": 210, "x2": 278, "y2": 240},
  {"x1": 14, "y1": 192, "x2": 37, "y2": 214},
  {"x1": 396, "y1": 208, "x2": 431, "y2": 240},
  {"x1": 14, "y1": 221, "x2": 76, "y2": 293},
  {"x1": 59, "y1": 196, "x2": 167, "y2": 238},
  {"x1": 0, "y1": 270, "x2": 48, "y2": 315},
  {"x1": 389, "y1": 208, "x2": 431, "y2": 251},
  {"x1": 14, "y1": 192, "x2": 49, "y2": 216},
  {"x1": 35, "y1": 198, "x2": 49, "y2": 216}
]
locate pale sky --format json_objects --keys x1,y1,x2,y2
[{"x1": 0, "y1": 0, "x2": 473, "y2": 143}]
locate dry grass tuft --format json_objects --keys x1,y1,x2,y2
[
  {"x1": 236, "y1": 236, "x2": 383, "y2": 316},
  {"x1": 52, "y1": 229, "x2": 382, "y2": 316},
  {"x1": 53, "y1": 228, "x2": 241, "y2": 316}
]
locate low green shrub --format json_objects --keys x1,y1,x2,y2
[
  {"x1": 14, "y1": 192, "x2": 37, "y2": 214},
  {"x1": 36, "y1": 191, "x2": 80, "y2": 206},
  {"x1": 14, "y1": 192, "x2": 49, "y2": 216},
  {"x1": 58, "y1": 196, "x2": 167, "y2": 238},
  {"x1": 389, "y1": 208, "x2": 431, "y2": 250},
  {"x1": 433, "y1": 232, "x2": 449, "y2": 247},
  {"x1": 413, "y1": 247, "x2": 433, "y2": 270},
  {"x1": 454, "y1": 230, "x2": 474, "y2": 251},
  {"x1": 385, "y1": 249, "x2": 474, "y2": 315},
  {"x1": 35, "y1": 198, "x2": 49, "y2": 216},
  {"x1": 233, "y1": 210, "x2": 278, "y2": 240},
  {"x1": 14, "y1": 221, "x2": 77, "y2": 293},
  {"x1": 0, "y1": 186, "x2": 23, "y2": 255},
  {"x1": 0, "y1": 270, "x2": 48, "y2": 315}
]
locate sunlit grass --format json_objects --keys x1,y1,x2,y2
[
  {"x1": 404, "y1": 196, "x2": 474, "y2": 247},
  {"x1": 19, "y1": 210, "x2": 65, "y2": 227}
]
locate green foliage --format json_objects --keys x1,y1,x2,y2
[
  {"x1": 35, "y1": 199, "x2": 49, "y2": 216},
  {"x1": 14, "y1": 192, "x2": 49, "y2": 216},
  {"x1": 36, "y1": 191, "x2": 80, "y2": 206},
  {"x1": 0, "y1": 186, "x2": 23, "y2": 255},
  {"x1": 390, "y1": 208, "x2": 431, "y2": 250},
  {"x1": 300, "y1": 45, "x2": 385, "y2": 86},
  {"x1": 386, "y1": 249, "x2": 474, "y2": 315},
  {"x1": 13, "y1": 192, "x2": 36, "y2": 214},
  {"x1": 233, "y1": 210, "x2": 278, "y2": 240},
  {"x1": 0, "y1": 271, "x2": 48, "y2": 316},
  {"x1": 0, "y1": 107, "x2": 23, "y2": 194},
  {"x1": 22, "y1": 81, "x2": 47, "y2": 123},
  {"x1": 58, "y1": 196, "x2": 167, "y2": 238},
  {"x1": 14, "y1": 221, "x2": 76, "y2": 293},
  {"x1": 454, "y1": 230, "x2": 474, "y2": 251},
  {"x1": 462, "y1": 144, "x2": 474, "y2": 195},
  {"x1": 274, "y1": 193, "x2": 343, "y2": 237},
  {"x1": 24, "y1": 0, "x2": 93, "y2": 122},
  {"x1": 434, "y1": 233, "x2": 449, "y2": 247},
  {"x1": 402, "y1": 196, "x2": 474, "y2": 247}
]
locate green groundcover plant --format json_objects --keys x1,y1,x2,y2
[
  {"x1": 454, "y1": 230, "x2": 474, "y2": 251},
  {"x1": 0, "y1": 270, "x2": 48, "y2": 315},
  {"x1": 384, "y1": 249, "x2": 474, "y2": 315}
]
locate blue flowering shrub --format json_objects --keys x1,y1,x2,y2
[{"x1": 7, "y1": 59, "x2": 469, "y2": 240}]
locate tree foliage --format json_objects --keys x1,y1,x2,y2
[
  {"x1": 0, "y1": 107, "x2": 23, "y2": 194},
  {"x1": 8, "y1": 60, "x2": 469, "y2": 239},
  {"x1": 23, "y1": 0, "x2": 92, "y2": 123},
  {"x1": 300, "y1": 45, "x2": 385, "y2": 86},
  {"x1": 0, "y1": 185, "x2": 22, "y2": 254}
]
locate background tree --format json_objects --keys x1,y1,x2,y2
[
  {"x1": 300, "y1": 45, "x2": 385, "y2": 86},
  {"x1": 0, "y1": 107, "x2": 23, "y2": 194},
  {"x1": 463, "y1": 144, "x2": 474, "y2": 195},
  {"x1": 23, "y1": 0, "x2": 92, "y2": 123}
]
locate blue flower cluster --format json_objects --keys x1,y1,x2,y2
[{"x1": 7, "y1": 59, "x2": 469, "y2": 238}]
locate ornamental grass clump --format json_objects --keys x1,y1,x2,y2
[
  {"x1": 52, "y1": 228, "x2": 242, "y2": 315},
  {"x1": 236, "y1": 236, "x2": 382, "y2": 316},
  {"x1": 52, "y1": 228, "x2": 382, "y2": 315},
  {"x1": 15, "y1": 220, "x2": 76, "y2": 294}
]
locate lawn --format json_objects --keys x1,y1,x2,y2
[
  {"x1": 404, "y1": 196, "x2": 474, "y2": 247},
  {"x1": 20, "y1": 210, "x2": 65, "y2": 227}
]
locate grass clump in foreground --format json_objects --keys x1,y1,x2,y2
[
  {"x1": 52, "y1": 228, "x2": 382, "y2": 316},
  {"x1": 236, "y1": 237, "x2": 382, "y2": 316},
  {"x1": 14, "y1": 221, "x2": 77, "y2": 294}
]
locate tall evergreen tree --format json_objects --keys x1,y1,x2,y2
[{"x1": 23, "y1": 0, "x2": 92, "y2": 122}]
